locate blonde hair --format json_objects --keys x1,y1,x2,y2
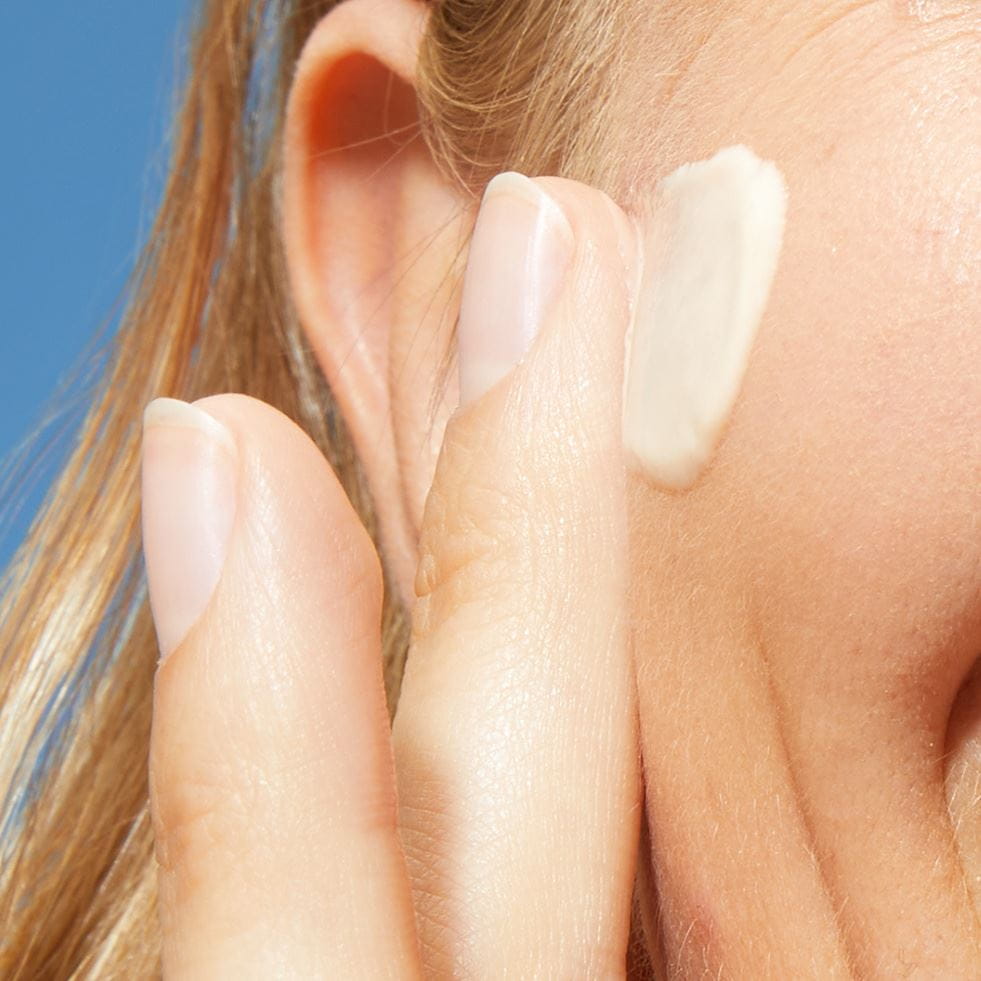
[{"x1": 0, "y1": 0, "x2": 627, "y2": 974}]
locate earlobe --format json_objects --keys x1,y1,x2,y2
[{"x1": 282, "y1": 0, "x2": 469, "y2": 601}]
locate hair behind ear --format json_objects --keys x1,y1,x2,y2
[{"x1": 419, "y1": 0, "x2": 627, "y2": 190}]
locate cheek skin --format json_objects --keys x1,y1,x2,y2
[
  {"x1": 726, "y1": 130, "x2": 979, "y2": 712},
  {"x1": 621, "y1": 5, "x2": 981, "y2": 969},
  {"x1": 628, "y1": 0, "x2": 980, "y2": 717}
]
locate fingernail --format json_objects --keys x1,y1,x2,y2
[
  {"x1": 623, "y1": 145, "x2": 787, "y2": 489},
  {"x1": 457, "y1": 172, "x2": 575, "y2": 407},
  {"x1": 141, "y1": 398, "x2": 238, "y2": 660}
]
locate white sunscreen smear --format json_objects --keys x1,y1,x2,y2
[{"x1": 623, "y1": 145, "x2": 787, "y2": 489}]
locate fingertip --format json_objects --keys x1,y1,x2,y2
[
  {"x1": 191, "y1": 392, "x2": 383, "y2": 588},
  {"x1": 148, "y1": 394, "x2": 413, "y2": 976},
  {"x1": 530, "y1": 175, "x2": 640, "y2": 275}
]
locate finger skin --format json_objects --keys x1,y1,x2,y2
[
  {"x1": 148, "y1": 394, "x2": 421, "y2": 979},
  {"x1": 392, "y1": 181, "x2": 642, "y2": 978}
]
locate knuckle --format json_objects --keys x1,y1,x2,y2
[
  {"x1": 414, "y1": 432, "x2": 539, "y2": 612},
  {"x1": 150, "y1": 743, "x2": 258, "y2": 888},
  {"x1": 416, "y1": 481, "x2": 526, "y2": 600},
  {"x1": 410, "y1": 402, "x2": 607, "y2": 641}
]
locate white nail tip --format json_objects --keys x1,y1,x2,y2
[
  {"x1": 483, "y1": 172, "x2": 575, "y2": 242},
  {"x1": 623, "y1": 145, "x2": 788, "y2": 489},
  {"x1": 144, "y1": 398, "x2": 237, "y2": 456}
]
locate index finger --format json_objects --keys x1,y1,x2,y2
[{"x1": 392, "y1": 174, "x2": 643, "y2": 977}]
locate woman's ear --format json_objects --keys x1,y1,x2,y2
[{"x1": 283, "y1": 0, "x2": 469, "y2": 601}]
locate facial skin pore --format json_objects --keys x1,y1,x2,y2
[{"x1": 612, "y1": 1, "x2": 981, "y2": 974}]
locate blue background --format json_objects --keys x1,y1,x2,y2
[{"x1": 0, "y1": 3, "x2": 191, "y2": 572}]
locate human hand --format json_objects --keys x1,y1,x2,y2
[
  {"x1": 141, "y1": 164, "x2": 981, "y2": 977},
  {"x1": 141, "y1": 176, "x2": 643, "y2": 978}
]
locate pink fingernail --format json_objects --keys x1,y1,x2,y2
[
  {"x1": 141, "y1": 398, "x2": 238, "y2": 660},
  {"x1": 457, "y1": 173, "x2": 575, "y2": 407}
]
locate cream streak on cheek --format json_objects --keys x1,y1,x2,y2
[{"x1": 623, "y1": 145, "x2": 787, "y2": 489}]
